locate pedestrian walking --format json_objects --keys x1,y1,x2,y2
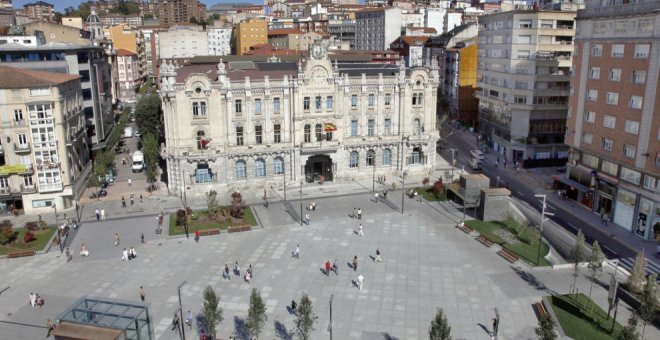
[
  {"x1": 129, "y1": 247, "x2": 137, "y2": 259},
  {"x1": 603, "y1": 213, "x2": 609, "y2": 227},
  {"x1": 357, "y1": 274, "x2": 364, "y2": 290},
  {"x1": 171, "y1": 313, "x2": 180, "y2": 331},
  {"x1": 122, "y1": 248, "x2": 128, "y2": 261},
  {"x1": 185, "y1": 310, "x2": 193, "y2": 330},
  {"x1": 130, "y1": 196, "x2": 134, "y2": 206},
  {"x1": 358, "y1": 224, "x2": 364, "y2": 236},
  {"x1": 383, "y1": 189, "x2": 388, "y2": 199},
  {"x1": 304, "y1": 213, "x2": 310, "y2": 225},
  {"x1": 263, "y1": 189, "x2": 268, "y2": 208},
  {"x1": 194, "y1": 229, "x2": 199, "y2": 242},
  {"x1": 65, "y1": 247, "x2": 72, "y2": 263},
  {"x1": 122, "y1": 196, "x2": 126, "y2": 207},
  {"x1": 140, "y1": 233, "x2": 145, "y2": 244},
  {"x1": 333, "y1": 259, "x2": 338, "y2": 274},
  {"x1": 352, "y1": 255, "x2": 358, "y2": 272},
  {"x1": 352, "y1": 207, "x2": 356, "y2": 219},
  {"x1": 357, "y1": 208, "x2": 362, "y2": 219},
  {"x1": 325, "y1": 260, "x2": 331, "y2": 276},
  {"x1": 292, "y1": 245, "x2": 300, "y2": 258},
  {"x1": 375, "y1": 249, "x2": 382, "y2": 262},
  {"x1": 140, "y1": 194, "x2": 143, "y2": 203},
  {"x1": 101, "y1": 209, "x2": 105, "y2": 220},
  {"x1": 95, "y1": 209, "x2": 100, "y2": 221},
  {"x1": 312, "y1": 201, "x2": 316, "y2": 211},
  {"x1": 140, "y1": 286, "x2": 145, "y2": 302},
  {"x1": 46, "y1": 319, "x2": 56, "y2": 338},
  {"x1": 114, "y1": 233, "x2": 120, "y2": 246},
  {"x1": 374, "y1": 192, "x2": 379, "y2": 203},
  {"x1": 224, "y1": 264, "x2": 231, "y2": 280},
  {"x1": 128, "y1": 178, "x2": 132, "y2": 186},
  {"x1": 234, "y1": 262, "x2": 241, "y2": 276},
  {"x1": 492, "y1": 317, "x2": 499, "y2": 339}
]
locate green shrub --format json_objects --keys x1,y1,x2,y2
[
  {"x1": 175, "y1": 209, "x2": 187, "y2": 226},
  {"x1": 23, "y1": 231, "x2": 35, "y2": 243},
  {"x1": 0, "y1": 224, "x2": 16, "y2": 245}
]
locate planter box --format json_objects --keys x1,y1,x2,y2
[{"x1": 228, "y1": 225, "x2": 251, "y2": 233}]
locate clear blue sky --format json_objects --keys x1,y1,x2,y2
[{"x1": 12, "y1": 0, "x2": 254, "y2": 12}]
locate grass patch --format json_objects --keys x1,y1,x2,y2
[
  {"x1": 169, "y1": 207, "x2": 257, "y2": 236},
  {"x1": 549, "y1": 294, "x2": 623, "y2": 340},
  {"x1": 414, "y1": 187, "x2": 447, "y2": 202},
  {"x1": 466, "y1": 219, "x2": 551, "y2": 267},
  {"x1": 0, "y1": 227, "x2": 56, "y2": 255}
]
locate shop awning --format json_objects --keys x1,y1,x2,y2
[{"x1": 554, "y1": 176, "x2": 592, "y2": 193}]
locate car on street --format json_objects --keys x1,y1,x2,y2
[{"x1": 134, "y1": 130, "x2": 141, "y2": 137}]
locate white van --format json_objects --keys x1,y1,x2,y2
[{"x1": 470, "y1": 149, "x2": 484, "y2": 160}]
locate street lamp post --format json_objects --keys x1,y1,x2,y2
[
  {"x1": 449, "y1": 148, "x2": 456, "y2": 178},
  {"x1": 535, "y1": 194, "x2": 554, "y2": 265},
  {"x1": 53, "y1": 204, "x2": 63, "y2": 253},
  {"x1": 329, "y1": 294, "x2": 334, "y2": 340},
  {"x1": 177, "y1": 281, "x2": 187, "y2": 340},
  {"x1": 180, "y1": 172, "x2": 190, "y2": 239},
  {"x1": 283, "y1": 165, "x2": 287, "y2": 201},
  {"x1": 372, "y1": 162, "x2": 376, "y2": 192},
  {"x1": 299, "y1": 180, "x2": 303, "y2": 226},
  {"x1": 400, "y1": 171, "x2": 407, "y2": 214}
]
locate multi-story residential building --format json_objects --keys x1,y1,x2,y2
[
  {"x1": 443, "y1": 40, "x2": 478, "y2": 127},
  {"x1": 268, "y1": 29, "x2": 323, "y2": 51},
  {"x1": 116, "y1": 49, "x2": 140, "y2": 103},
  {"x1": 476, "y1": 8, "x2": 578, "y2": 164},
  {"x1": 355, "y1": 7, "x2": 402, "y2": 51},
  {"x1": 104, "y1": 24, "x2": 148, "y2": 81},
  {"x1": 158, "y1": 42, "x2": 439, "y2": 196},
  {"x1": 327, "y1": 18, "x2": 356, "y2": 49},
  {"x1": 22, "y1": 21, "x2": 91, "y2": 44},
  {"x1": 99, "y1": 14, "x2": 143, "y2": 27},
  {"x1": 268, "y1": 17, "x2": 328, "y2": 34},
  {"x1": 566, "y1": 0, "x2": 660, "y2": 240},
  {"x1": 23, "y1": 1, "x2": 55, "y2": 23},
  {"x1": 158, "y1": 26, "x2": 208, "y2": 59},
  {"x1": 390, "y1": 36, "x2": 429, "y2": 68},
  {"x1": 234, "y1": 18, "x2": 268, "y2": 55},
  {"x1": 0, "y1": 0, "x2": 12, "y2": 10},
  {"x1": 0, "y1": 42, "x2": 116, "y2": 148},
  {"x1": 207, "y1": 26, "x2": 233, "y2": 56},
  {"x1": 0, "y1": 66, "x2": 90, "y2": 215},
  {"x1": 141, "y1": 0, "x2": 206, "y2": 27}
]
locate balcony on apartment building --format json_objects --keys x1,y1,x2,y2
[
  {"x1": 38, "y1": 181, "x2": 63, "y2": 193},
  {"x1": 14, "y1": 143, "x2": 31, "y2": 153},
  {"x1": 21, "y1": 184, "x2": 37, "y2": 193},
  {"x1": 0, "y1": 187, "x2": 12, "y2": 196}
]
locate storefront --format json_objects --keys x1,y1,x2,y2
[
  {"x1": 635, "y1": 196, "x2": 658, "y2": 241},
  {"x1": 594, "y1": 173, "x2": 617, "y2": 216},
  {"x1": 613, "y1": 188, "x2": 636, "y2": 232}
]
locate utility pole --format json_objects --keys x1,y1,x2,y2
[
  {"x1": 535, "y1": 194, "x2": 554, "y2": 265},
  {"x1": 177, "y1": 281, "x2": 187, "y2": 340},
  {"x1": 400, "y1": 171, "x2": 407, "y2": 214},
  {"x1": 329, "y1": 294, "x2": 334, "y2": 340},
  {"x1": 299, "y1": 180, "x2": 303, "y2": 226}
]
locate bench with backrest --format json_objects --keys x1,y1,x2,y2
[
  {"x1": 533, "y1": 301, "x2": 548, "y2": 320},
  {"x1": 476, "y1": 235, "x2": 495, "y2": 248},
  {"x1": 7, "y1": 250, "x2": 36, "y2": 258},
  {"x1": 497, "y1": 248, "x2": 519, "y2": 263}
]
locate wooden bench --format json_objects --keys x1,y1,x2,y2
[
  {"x1": 533, "y1": 301, "x2": 548, "y2": 320},
  {"x1": 228, "y1": 225, "x2": 252, "y2": 233},
  {"x1": 476, "y1": 235, "x2": 495, "y2": 248},
  {"x1": 197, "y1": 229, "x2": 221, "y2": 237},
  {"x1": 497, "y1": 248, "x2": 519, "y2": 263},
  {"x1": 7, "y1": 250, "x2": 36, "y2": 258},
  {"x1": 457, "y1": 223, "x2": 474, "y2": 234}
]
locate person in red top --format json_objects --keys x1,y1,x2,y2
[
  {"x1": 325, "y1": 260, "x2": 331, "y2": 276},
  {"x1": 194, "y1": 229, "x2": 199, "y2": 242}
]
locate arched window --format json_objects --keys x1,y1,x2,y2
[
  {"x1": 235, "y1": 160, "x2": 246, "y2": 179},
  {"x1": 413, "y1": 119, "x2": 421, "y2": 135},
  {"x1": 315, "y1": 123, "x2": 323, "y2": 141},
  {"x1": 350, "y1": 151, "x2": 359, "y2": 168},
  {"x1": 197, "y1": 130, "x2": 208, "y2": 150},
  {"x1": 255, "y1": 158, "x2": 265, "y2": 177},
  {"x1": 274, "y1": 157, "x2": 284, "y2": 174},
  {"x1": 383, "y1": 148, "x2": 392, "y2": 165},
  {"x1": 366, "y1": 150, "x2": 375, "y2": 166}
]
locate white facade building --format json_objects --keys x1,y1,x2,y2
[
  {"x1": 207, "y1": 26, "x2": 233, "y2": 56},
  {"x1": 117, "y1": 49, "x2": 139, "y2": 103},
  {"x1": 158, "y1": 26, "x2": 208, "y2": 59},
  {"x1": 159, "y1": 43, "x2": 439, "y2": 196},
  {"x1": 355, "y1": 7, "x2": 402, "y2": 51}
]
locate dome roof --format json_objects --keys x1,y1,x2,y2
[{"x1": 86, "y1": 10, "x2": 101, "y2": 24}]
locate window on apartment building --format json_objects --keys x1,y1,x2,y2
[
  {"x1": 315, "y1": 96, "x2": 322, "y2": 110},
  {"x1": 315, "y1": 124, "x2": 322, "y2": 142},
  {"x1": 589, "y1": 67, "x2": 600, "y2": 79},
  {"x1": 519, "y1": 19, "x2": 532, "y2": 28},
  {"x1": 518, "y1": 35, "x2": 531, "y2": 44},
  {"x1": 14, "y1": 109, "x2": 23, "y2": 123},
  {"x1": 601, "y1": 160, "x2": 618, "y2": 176},
  {"x1": 602, "y1": 138, "x2": 613, "y2": 151},
  {"x1": 632, "y1": 70, "x2": 646, "y2": 84},
  {"x1": 235, "y1": 99, "x2": 242, "y2": 114},
  {"x1": 303, "y1": 97, "x2": 310, "y2": 110},
  {"x1": 611, "y1": 44, "x2": 624, "y2": 57},
  {"x1": 30, "y1": 88, "x2": 49, "y2": 96},
  {"x1": 236, "y1": 126, "x2": 244, "y2": 145},
  {"x1": 609, "y1": 68, "x2": 621, "y2": 81},
  {"x1": 384, "y1": 118, "x2": 391, "y2": 135},
  {"x1": 515, "y1": 81, "x2": 528, "y2": 90},
  {"x1": 326, "y1": 96, "x2": 333, "y2": 109},
  {"x1": 629, "y1": 95, "x2": 643, "y2": 109},
  {"x1": 268, "y1": 122, "x2": 281, "y2": 144},
  {"x1": 351, "y1": 95, "x2": 358, "y2": 108},
  {"x1": 255, "y1": 158, "x2": 265, "y2": 177},
  {"x1": 584, "y1": 111, "x2": 595, "y2": 123},
  {"x1": 623, "y1": 144, "x2": 636, "y2": 158},
  {"x1": 382, "y1": 149, "x2": 392, "y2": 165},
  {"x1": 624, "y1": 120, "x2": 639, "y2": 135},
  {"x1": 367, "y1": 119, "x2": 375, "y2": 136},
  {"x1": 620, "y1": 167, "x2": 641, "y2": 185},
  {"x1": 582, "y1": 133, "x2": 593, "y2": 144},
  {"x1": 192, "y1": 102, "x2": 206, "y2": 118},
  {"x1": 366, "y1": 150, "x2": 375, "y2": 166},
  {"x1": 517, "y1": 50, "x2": 530, "y2": 59},
  {"x1": 254, "y1": 99, "x2": 261, "y2": 114},
  {"x1": 634, "y1": 44, "x2": 650, "y2": 58},
  {"x1": 412, "y1": 93, "x2": 423, "y2": 106},
  {"x1": 349, "y1": 151, "x2": 359, "y2": 168},
  {"x1": 274, "y1": 157, "x2": 284, "y2": 175},
  {"x1": 235, "y1": 160, "x2": 246, "y2": 179},
  {"x1": 413, "y1": 119, "x2": 421, "y2": 135},
  {"x1": 603, "y1": 114, "x2": 616, "y2": 128},
  {"x1": 642, "y1": 176, "x2": 658, "y2": 192},
  {"x1": 273, "y1": 97, "x2": 281, "y2": 113},
  {"x1": 255, "y1": 125, "x2": 263, "y2": 144},
  {"x1": 351, "y1": 119, "x2": 358, "y2": 137},
  {"x1": 587, "y1": 89, "x2": 598, "y2": 101},
  {"x1": 591, "y1": 44, "x2": 603, "y2": 56},
  {"x1": 384, "y1": 94, "x2": 391, "y2": 106},
  {"x1": 605, "y1": 92, "x2": 619, "y2": 105},
  {"x1": 196, "y1": 131, "x2": 207, "y2": 150},
  {"x1": 368, "y1": 94, "x2": 375, "y2": 107},
  {"x1": 304, "y1": 124, "x2": 311, "y2": 143},
  {"x1": 514, "y1": 96, "x2": 527, "y2": 104}
]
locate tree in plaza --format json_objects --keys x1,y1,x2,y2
[
  {"x1": 89, "y1": 151, "x2": 113, "y2": 199},
  {"x1": 626, "y1": 251, "x2": 646, "y2": 294},
  {"x1": 141, "y1": 133, "x2": 160, "y2": 191},
  {"x1": 296, "y1": 293, "x2": 317, "y2": 340},
  {"x1": 246, "y1": 288, "x2": 267, "y2": 339},
  {"x1": 534, "y1": 315, "x2": 557, "y2": 340},
  {"x1": 587, "y1": 240, "x2": 604, "y2": 304},
  {"x1": 429, "y1": 308, "x2": 452, "y2": 340},
  {"x1": 206, "y1": 190, "x2": 219, "y2": 219},
  {"x1": 201, "y1": 285, "x2": 223, "y2": 338},
  {"x1": 569, "y1": 229, "x2": 586, "y2": 294},
  {"x1": 617, "y1": 315, "x2": 640, "y2": 340},
  {"x1": 135, "y1": 94, "x2": 162, "y2": 138},
  {"x1": 637, "y1": 273, "x2": 658, "y2": 338}
]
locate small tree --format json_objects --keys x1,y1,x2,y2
[
  {"x1": 626, "y1": 251, "x2": 646, "y2": 294},
  {"x1": 429, "y1": 308, "x2": 452, "y2": 340},
  {"x1": 535, "y1": 315, "x2": 557, "y2": 340},
  {"x1": 638, "y1": 273, "x2": 657, "y2": 338},
  {"x1": 206, "y1": 190, "x2": 219, "y2": 219},
  {"x1": 142, "y1": 133, "x2": 160, "y2": 191},
  {"x1": 617, "y1": 315, "x2": 640, "y2": 340},
  {"x1": 570, "y1": 229, "x2": 586, "y2": 294},
  {"x1": 230, "y1": 192, "x2": 245, "y2": 219},
  {"x1": 246, "y1": 288, "x2": 266, "y2": 339},
  {"x1": 296, "y1": 293, "x2": 317, "y2": 340},
  {"x1": 202, "y1": 285, "x2": 223, "y2": 338},
  {"x1": 587, "y1": 240, "x2": 604, "y2": 304},
  {"x1": 0, "y1": 220, "x2": 15, "y2": 245},
  {"x1": 432, "y1": 179, "x2": 445, "y2": 199},
  {"x1": 422, "y1": 177, "x2": 430, "y2": 187}
]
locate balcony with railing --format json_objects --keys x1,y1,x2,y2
[
  {"x1": 21, "y1": 184, "x2": 37, "y2": 193},
  {"x1": 39, "y1": 182, "x2": 63, "y2": 193},
  {"x1": 14, "y1": 143, "x2": 31, "y2": 153},
  {"x1": 19, "y1": 164, "x2": 34, "y2": 174}
]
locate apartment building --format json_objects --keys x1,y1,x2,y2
[
  {"x1": 116, "y1": 49, "x2": 140, "y2": 103},
  {"x1": 443, "y1": 40, "x2": 478, "y2": 127},
  {"x1": 207, "y1": 26, "x2": 233, "y2": 56},
  {"x1": 158, "y1": 26, "x2": 208, "y2": 59},
  {"x1": 234, "y1": 18, "x2": 268, "y2": 55},
  {"x1": 141, "y1": 0, "x2": 207, "y2": 27},
  {"x1": 0, "y1": 66, "x2": 90, "y2": 215},
  {"x1": 566, "y1": 0, "x2": 660, "y2": 240},
  {"x1": 476, "y1": 8, "x2": 578, "y2": 164},
  {"x1": 23, "y1": 1, "x2": 55, "y2": 23},
  {"x1": 355, "y1": 7, "x2": 402, "y2": 51}
]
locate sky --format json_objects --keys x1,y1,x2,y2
[{"x1": 12, "y1": 0, "x2": 254, "y2": 13}]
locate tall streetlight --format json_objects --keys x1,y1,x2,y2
[
  {"x1": 329, "y1": 294, "x2": 334, "y2": 340},
  {"x1": 283, "y1": 164, "x2": 287, "y2": 201},
  {"x1": 535, "y1": 194, "x2": 554, "y2": 265},
  {"x1": 177, "y1": 281, "x2": 187, "y2": 340},
  {"x1": 299, "y1": 180, "x2": 304, "y2": 226},
  {"x1": 400, "y1": 170, "x2": 408, "y2": 214},
  {"x1": 372, "y1": 159, "x2": 376, "y2": 192},
  {"x1": 449, "y1": 148, "x2": 457, "y2": 178}
]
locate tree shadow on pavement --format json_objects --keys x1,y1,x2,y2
[
  {"x1": 512, "y1": 266, "x2": 557, "y2": 294},
  {"x1": 273, "y1": 320, "x2": 294, "y2": 340},
  {"x1": 232, "y1": 315, "x2": 249, "y2": 340}
]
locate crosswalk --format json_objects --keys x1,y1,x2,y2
[{"x1": 618, "y1": 256, "x2": 660, "y2": 282}]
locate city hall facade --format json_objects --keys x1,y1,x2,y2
[{"x1": 159, "y1": 44, "x2": 439, "y2": 196}]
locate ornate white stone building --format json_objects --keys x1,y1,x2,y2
[{"x1": 159, "y1": 43, "x2": 439, "y2": 196}]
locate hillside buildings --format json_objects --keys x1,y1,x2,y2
[
  {"x1": 355, "y1": 7, "x2": 402, "y2": 51},
  {"x1": 234, "y1": 18, "x2": 268, "y2": 55}
]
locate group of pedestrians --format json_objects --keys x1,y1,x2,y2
[
  {"x1": 221, "y1": 262, "x2": 253, "y2": 283},
  {"x1": 302, "y1": 201, "x2": 317, "y2": 225},
  {"x1": 121, "y1": 247, "x2": 137, "y2": 261}
]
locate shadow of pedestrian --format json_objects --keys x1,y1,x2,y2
[
  {"x1": 274, "y1": 320, "x2": 294, "y2": 340},
  {"x1": 512, "y1": 266, "x2": 556, "y2": 294},
  {"x1": 369, "y1": 255, "x2": 375, "y2": 262},
  {"x1": 477, "y1": 323, "x2": 493, "y2": 337},
  {"x1": 232, "y1": 315, "x2": 250, "y2": 340}
]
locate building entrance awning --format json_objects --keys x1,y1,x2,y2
[{"x1": 554, "y1": 176, "x2": 592, "y2": 193}]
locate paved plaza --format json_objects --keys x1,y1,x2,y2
[{"x1": 0, "y1": 191, "x2": 657, "y2": 340}]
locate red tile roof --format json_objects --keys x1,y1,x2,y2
[
  {"x1": 116, "y1": 48, "x2": 137, "y2": 56},
  {"x1": 0, "y1": 66, "x2": 79, "y2": 89}
]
